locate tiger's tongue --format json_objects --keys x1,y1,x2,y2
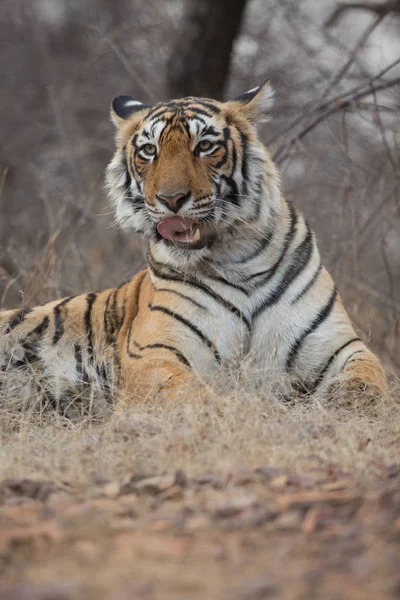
[{"x1": 157, "y1": 216, "x2": 198, "y2": 241}]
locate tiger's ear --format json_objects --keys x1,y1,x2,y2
[
  {"x1": 111, "y1": 95, "x2": 151, "y2": 126},
  {"x1": 227, "y1": 81, "x2": 274, "y2": 123}
]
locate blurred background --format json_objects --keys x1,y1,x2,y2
[{"x1": 0, "y1": 0, "x2": 399, "y2": 372}]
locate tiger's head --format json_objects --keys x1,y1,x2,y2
[{"x1": 106, "y1": 82, "x2": 281, "y2": 258}]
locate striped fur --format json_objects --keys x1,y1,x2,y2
[{"x1": 0, "y1": 83, "x2": 387, "y2": 409}]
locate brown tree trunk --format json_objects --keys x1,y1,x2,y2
[{"x1": 167, "y1": 0, "x2": 248, "y2": 100}]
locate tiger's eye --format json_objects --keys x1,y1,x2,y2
[
  {"x1": 197, "y1": 140, "x2": 213, "y2": 152},
  {"x1": 142, "y1": 144, "x2": 156, "y2": 156}
]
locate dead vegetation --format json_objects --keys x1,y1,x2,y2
[
  {"x1": 0, "y1": 384, "x2": 399, "y2": 599},
  {"x1": 0, "y1": 377, "x2": 399, "y2": 482}
]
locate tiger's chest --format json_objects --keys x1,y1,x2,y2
[
  {"x1": 147, "y1": 282, "x2": 293, "y2": 378},
  {"x1": 161, "y1": 284, "x2": 308, "y2": 381}
]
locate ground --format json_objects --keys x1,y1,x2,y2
[{"x1": 0, "y1": 384, "x2": 399, "y2": 599}]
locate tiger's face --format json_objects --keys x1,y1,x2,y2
[{"x1": 106, "y1": 83, "x2": 280, "y2": 255}]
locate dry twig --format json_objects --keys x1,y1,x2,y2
[{"x1": 325, "y1": 1, "x2": 400, "y2": 27}]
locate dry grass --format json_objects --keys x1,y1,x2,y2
[
  {"x1": 0, "y1": 365, "x2": 399, "y2": 600},
  {"x1": 0, "y1": 373, "x2": 398, "y2": 485}
]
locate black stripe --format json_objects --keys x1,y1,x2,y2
[
  {"x1": 247, "y1": 174, "x2": 264, "y2": 223},
  {"x1": 20, "y1": 316, "x2": 52, "y2": 364},
  {"x1": 2, "y1": 315, "x2": 51, "y2": 370},
  {"x1": 310, "y1": 337, "x2": 361, "y2": 393},
  {"x1": 185, "y1": 107, "x2": 214, "y2": 119},
  {"x1": 116, "y1": 281, "x2": 130, "y2": 329},
  {"x1": 229, "y1": 135, "x2": 237, "y2": 179},
  {"x1": 234, "y1": 233, "x2": 273, "y2": 265},
  {"x1": 145, "y1": 106, "x2": 171, "y2": 120},
  {"x1": 146, "y1": 100, "x2": 219, "y2": 122},
  {"x1": 123, "y1": 152, "x2": 132, "y2": 191},
  {"x1": 133, "y1": 340, "x2": 191, "y2": 369},
  {"x1": 155, "y1": 287, "x2": 206, "y2": 310},
  {"x1": 126, "y1": 314, "x2": 142, "y2": 358},
  {"x1": 178, "y1": 99, "x2": 220, "y2": 114},
  {"x1": 214, "y1": 127, "x2": 230, "y2": 169},
  {"x1": 74, "y1": 344, "x2": 90, "y2": 385},
  {"x1": 215, "y1": 222, "x2": 273, "y2": 267},
  {"x1": 145, "y1": 344, "x2": 190, "y2": 368},
  {"x1": 148, "y1": 253, "x2": 250, "y2": 329},
  {"x1": 126, "y1": 272, "x2": 147, "y2": 359},
  {"x1": 291, "y1": 262, "x2": 323, "y2": 304},
  {"x1": 84, "y1": 293, "x2": 97, "y2": 361},
  {"x1": 6, "y1": 307, "x2": 33, "y2": 332},
  {"x1": 203, "y1": 125, "x2": 219, "y2": 137},
  {"x1": 343, "y1": 349, "x2": 365, "y2": 366},
  {"x1": 214, "y1": 147, "x2": 229, "y2": 171},
  {"x1": 110, "y1": 289, "x2": 120, "y2": 333},
  {"x1": 193, "y1": 100, "x2": 220, "y2": 113},
  {"x1": 148, "y1": 303, "x2": 221, "y2": 363},
  {"x1": 29, "y1": 315, "x2": 50, "y2": 338},
  {"x1": 132, "y1": 271, "x2": 147, "y2": 312},
  {"x1": 286, "y1": 287, "x2": 338, "y2": 371},
  {"x1": 104, "y1": 281, "x2": 129, "y2": 345},
  {"x1": 205, "y1": 270, "x2": 249, "y2": 294},
  {"x1": 238, "y1": 130, "x2": 249, "y2": 197},
  {"x1": 124, "y1": 151, "x2": 145, "y2": 212},
  {"x1": 103, "y1": 290, "x2": 114, "y2": 344},
  {"x1": 53, "y1": 296, "x2": 75, "y2": 344},
  {"x1": 245, "y1": 202, "x2": 298, "y2": 284},
  {"x1": 252, "y1": 224, "x2": 314, "y2": 319}
]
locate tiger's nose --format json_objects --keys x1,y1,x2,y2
[{"x1": 156, "y1": 192, "x2": 190, "y2": 214}]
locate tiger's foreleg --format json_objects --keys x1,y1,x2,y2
[
  {"x1": 115, "y1": 271, "x2": 215, "y2": 408},
  {"x1": 117, "y1": 353, "x2": 206, "y2": 408}
]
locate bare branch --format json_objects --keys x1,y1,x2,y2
[
  {"x1": 268, "y1": 22, "x2": 400, "y2": 147},
  {"x1": 321, "y1": 13, "x2": 385, "y2": 103},
  {"x1": 272, "y1": 62, "x2": 400, "y2": 163},
  {"x1": 325, "y1": 1, "x2": 400, "y2": 28},
  {"x1": 70, "y1": 19, "x2": 156, "y2": 102}
]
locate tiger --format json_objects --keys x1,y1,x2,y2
[{"x1": 0, "y1": 82, "x2": 387, "y2": 411}]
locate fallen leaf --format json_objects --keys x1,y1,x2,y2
[
  {"x1": 236, "y1": 579, "x2": 277, "y2": 599},
  {"x1": 103, "y1": 481, "x2": 121, "y2": 498},
  {"x1": 213, "y1": 495, "x2": 257, "y2": 519},
  {"x1": 0, "y1": 521, "x2": 62, "y2": 547},
  {"x1": 270, "y1": 475, "x2": 288, "y2": 490},
  {"x1": 0, "y1": 499, "x2": 45, "y2": 525},
  {"x1": 149, "y1": 519, "x2": 174, "y2": 531},
  {"x1": 122, "y1": 471, "x2": 187, "y2": 496},
  {"x1": 1, "y1": 582, "x2": 78, "y2": 600},
  {"x1": 301, "y1": 507, "x2": 320, "y2": 535},
  {"x1": 321, "y1": 480, "x2": 353, "y2": 492},
  {"x1": 229, "y1": 469, "x2": 258, "y2": 486},
  {"x1": 0, "y1": 479, "x2": 57, "y2": 502},
  {"x1": 74, "y1": 539, "x2": 100, "y2": 561},
  {"x1": 276, "y1": 490, "x2": 361, "y2": 510},
  {"x1": 274, "y1": 509, "x2": 303, "y2": 530},
  {"x1": 193, "y1": 473, "x2": 223, "y2": 487},
  {"x1": 158, "y1": 484, "x2": 184, "y2": 501},
  {"x1": 113, "y1": 532, "x2": 189, "y2": 558},
  {"x1": 255, "y1": 466, "x2": 281, "y2": 478}
]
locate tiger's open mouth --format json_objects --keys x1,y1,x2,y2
[{"x1": 157, "y1": 216, "x2": 210, "y2": 250}]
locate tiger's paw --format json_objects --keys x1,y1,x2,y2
[
  {"x1": 115, "y1": 366, "x2": 210, "y2": 413},
  {"x1": 325, "y1": 357, "x2": 388, "y2": 414}
]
